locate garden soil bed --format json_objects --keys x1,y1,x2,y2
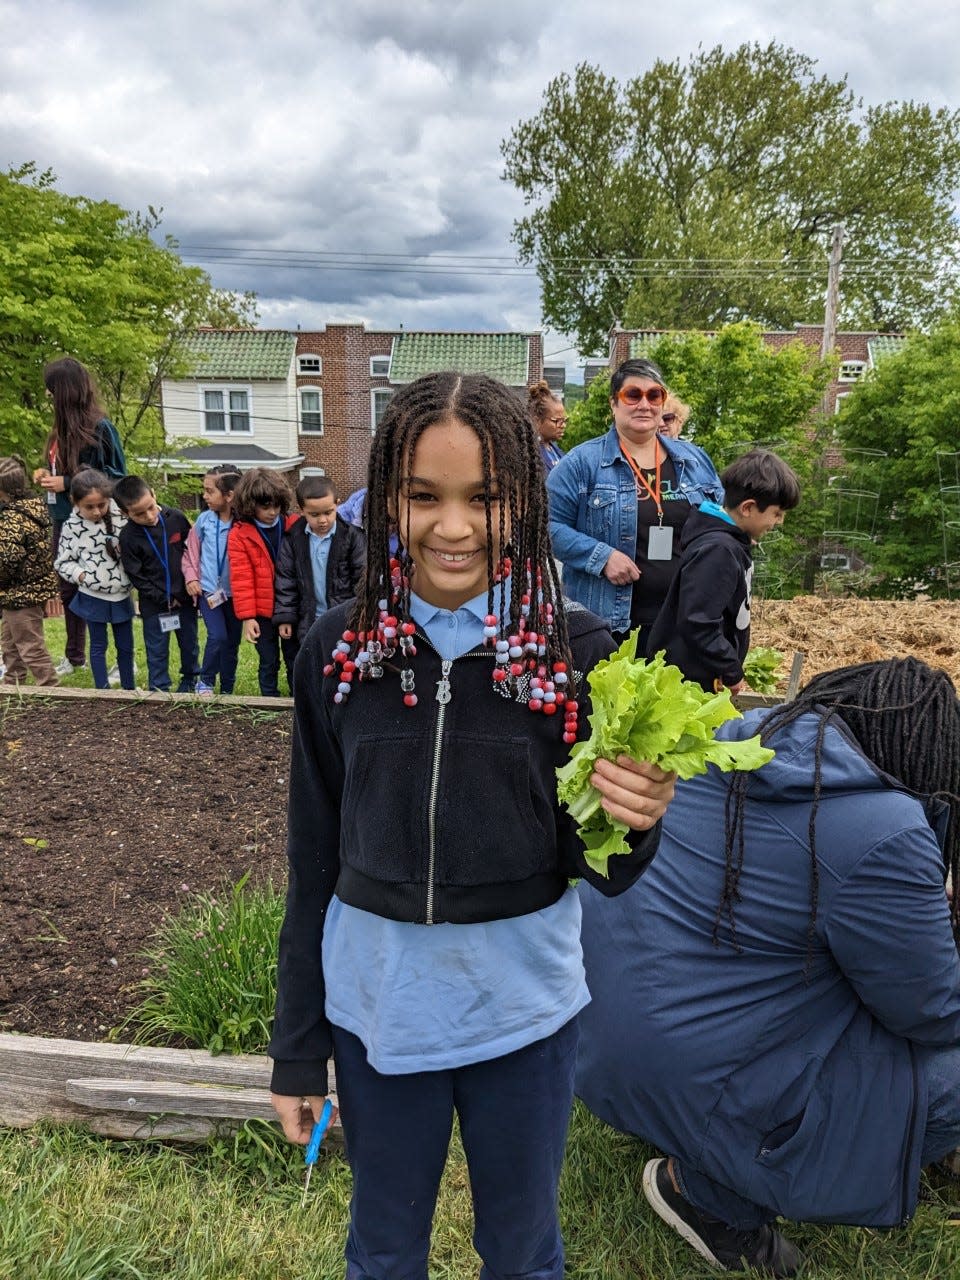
[
  {"x1": 0, "y1": 698, "x2": 291, "y2": 1041},
  {"x1": 1, "y1": 597, "x2": 958, "y2": 1044}
]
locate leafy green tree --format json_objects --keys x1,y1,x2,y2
[
  {"x1": 560, "y1": 323, "x2": 834, "y2": 595},
  {"x1": 502, "y1": 44, "x2": 960, "y2": 352},
  {"x1": 836, "y1": 316, "x2": 960, "y2": 597},
  {"x1": 0, "y1": 163, "x2": 256, "y2": 462}
]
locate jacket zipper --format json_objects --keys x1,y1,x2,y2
[
  {"x1": 425, "y1": 658, "x2": 453, "y2": 924},
  {"x1": 420, "y1": 641, "x2": 492, "y2": 925}
]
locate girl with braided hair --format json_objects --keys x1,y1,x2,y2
[
  {"x1": 576, "y1": 657, "x2": 960, "y2": 1277},
  {"x1": 269, "y1": 371, "x2": 675, "y2": 1280}
]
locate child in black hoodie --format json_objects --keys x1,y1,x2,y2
[
  {"x1": 647, "y1": 449, "x2": 800, "y2": 693},
  {"x1": 114, "y1": 475, "x2": 198, "y2": 692},
  {"x1": 273, "y1": 476, "x2": 365, "y2": 661}
]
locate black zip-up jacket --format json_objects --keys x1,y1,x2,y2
[
  {"x1": 646, "y1": 508, "x2": 754, "y2": 691},
  {"x1": 268, "y1": 600, "x2": 662, "y2": 1095},
  {"x1": 272, "y1": 515, "x2": 366, "y2": 642},
  {"x1": 118, "y1": 507, "x2": 191, "y2": 616}
]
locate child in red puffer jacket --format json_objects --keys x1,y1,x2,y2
[{"x1": 228, "y1": 467, "x2": 299, "y2": 696}]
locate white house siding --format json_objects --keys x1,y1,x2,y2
[{"x1": 161, "y1": 375, "x2": 299, "y2": 457}]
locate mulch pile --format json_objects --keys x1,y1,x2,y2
[{"x1": 753, "y1": 597, "x2": 960, "y2": 690}]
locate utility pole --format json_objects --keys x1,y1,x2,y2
[{"x1": 821, "y1": 223, "x2": 845, "y2": 377}]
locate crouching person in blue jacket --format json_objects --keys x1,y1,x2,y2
[{"x1": 576, "y1": 657, "x2": 960, "y2": 1277}]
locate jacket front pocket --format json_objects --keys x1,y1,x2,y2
[
  {"x1": 433, "y1": 734, "x2": 553, "y2": 886},
  {"x1": 340, "y1": 733, "x2": 431, "y2": 883},
  {"x1": 585, "y1": 487, "x2": 619, "y2": 541}
]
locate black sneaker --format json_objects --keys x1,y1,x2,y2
[{"x1": 642, "y1": 1158, "x2": 802, "y2": 1277}]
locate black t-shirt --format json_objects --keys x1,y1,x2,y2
[{"x1": 630, "y1": 454, "x2": 693, "y2": 629}]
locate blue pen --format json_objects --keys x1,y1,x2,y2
[{"x1": 301, "y1": 1098, "x2": 335, "y2": 1206}]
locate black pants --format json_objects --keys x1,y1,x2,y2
[{"x1": 252, "y1": 616, "x2": 298, "y2": 695}]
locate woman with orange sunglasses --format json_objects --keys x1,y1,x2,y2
[{"x1": 546, "y1": 359, "x2": 721, "y2": 647}]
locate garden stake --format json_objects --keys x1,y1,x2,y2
[{"x1": 301, "y1": 1097, "x2": 335, "y2": 1207}]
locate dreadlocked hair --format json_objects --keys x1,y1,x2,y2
[
  {"x1": 348, "y1": 369, "x2": 575, "y2": 694},
  {"x1": 716, "y1": 657, "x2": 960, "y2": 959}
]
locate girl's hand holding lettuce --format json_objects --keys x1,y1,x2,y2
[{"x1": 557, "y1": 634, "x2": 774, "y2": 876}]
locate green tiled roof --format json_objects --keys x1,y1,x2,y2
[
  {"x1": 867, "y1": 335, "x2": 907, "y2": 366},
  {"x1": 181, "y1": 330, "x2": 296, "y2": 379},
  {"x1": 388, "y1": 333, "x2": 530, "y2": 384}
]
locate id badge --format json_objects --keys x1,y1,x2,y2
[
  {"x1": 47, "y1": 490, "x2": 57, "y2": 504},
  {"x1": 206, "y1": 588, "x2": 227, "y2": 608},
  {"x1": 647, "y1": 524, "x2": 674, "y2": 560},
  {"x1": 159, "y1": 611, "x2": 181, "y2": 633}
]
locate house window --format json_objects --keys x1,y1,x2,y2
[
  {"x1": 835, "y1": 392, "x2": 851, "y2": 414},
  {"x1": 838, "y1": 360, "x2": 866, "y2": 383},
  {"x1": 370, "y1": 355, "x2": 391, "y2": 377},
  {"x1": 300, "y1": 388, "x2": 324, "y2": 434},
  {"x1": 371, "y1": 388, "x2": 393, "y2": 433},
  {"x1": 298, "y1": 355, "x2": 322, "y2": 375},
  {"x1": 820, "y1": 552, "x2": 852, "y2": 571},
  {"x1": 203, "y1": 387, "x2": 251, "y2": 434}
]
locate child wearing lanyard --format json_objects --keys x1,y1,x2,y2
[
  {"x1": 114, "y1": 475, "x2": 198, "y2": 693},
  {"x1": 227, "y1": 467, "x2": 300, "y2": 697},
  {"x1": 183, "y1": 466, "x2": 243, "y2": 695}
]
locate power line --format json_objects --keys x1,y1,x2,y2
[
  {"x1": 174, "y1": 248, "x2": 950, "y2": 285},
  {"x1": 175, "y1": 243, "x2": 956, "y2": 271}
]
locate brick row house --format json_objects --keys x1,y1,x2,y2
[
  {"x1": 158, "y1": 324, "x2": 545, "y2": 500},
  {"x1": 607, "y1": 323, "x2": 907, "y2": 415}
]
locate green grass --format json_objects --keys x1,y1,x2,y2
[
  {"x1": 1, "y1": 1107, "x2": 959, "y2": 1278},
  {"x1": 120, "y1": 874, "x2": 284, "y2": 1055},
  {"x1": 38, "y1": 616, "x2": 282, "y2": 698}
]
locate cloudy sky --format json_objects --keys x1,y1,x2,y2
[{"x1": 3, "y1": 0, "x2": 959, "y2": 368}]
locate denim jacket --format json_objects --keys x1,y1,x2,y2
[{"x1": 546, "y1": 426, "x2": 723, "y2": 634}]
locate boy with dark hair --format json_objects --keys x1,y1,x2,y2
[
  {"x1": 647, "y1": 448, "x2": 800, "y2": 694},
  {"x1": 273, "y1": 478, "x2": 365, "y2": 674},
  {"x1": 114, "y1": 475, "x2": 198, "y2": 692}
]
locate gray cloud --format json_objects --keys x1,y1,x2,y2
[{"x1": 3, "y1": 0, "x2": 959, "y2": 367}]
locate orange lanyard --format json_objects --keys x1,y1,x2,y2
[{"x1": 620, "y1": 440, "x2": 663, "y2": 522}]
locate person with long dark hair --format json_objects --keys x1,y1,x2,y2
[
  {"x1": 576, "y1": 658, "x2": 960, "y2": 1276},
  {"x1": 268, "y1": 371, "x2": 676, "y2": 1279},
  {"x1": 35, "y1": 358, "x2": 126, "y2": 673}
]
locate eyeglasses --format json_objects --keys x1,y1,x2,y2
[
  {"x1": 547, "y1": 415, "x2": 568, "y2": 426},
  {"x1": 660, "y1": 413, "x2": 677, "y2": 424},
  {"x1": 616, "y1": 385, "x2": 667, "y2": 407}
]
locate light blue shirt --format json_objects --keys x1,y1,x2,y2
[
  {"x1": 307, "y1": 525, "x2": 334, "y2": 615},
  {"x1": 322, "y1": 585, "x2": 589, "y2": 1073},
  {"x1": 194, "y1": 508, "x2": 233, "y2": 595}
]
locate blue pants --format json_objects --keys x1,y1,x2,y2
[
  {"x1": 331, "y1": 1018, "x2": 578, "y2": 1280},
  {"x1": 87, "y1": 619, "x2": 135, "y2": 689},
  {"x1": 142, "y1": 607, "x2": 199, "y2": 692},
  {"x1": 674, "y1": 1043, "x2": 960, "y2": 1229},
  {"x1": 198, "y1": 596, "x2": 242, "y2": 692},
  {"x1": 252, "y1": 616, "x2": 298, "y2": 696}
]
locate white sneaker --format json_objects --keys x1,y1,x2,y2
[
  {"x1": 54, "y1": 656, "x2": 75, "y2": 676},
  {"x1": 0, "y1": 662, "x2": 6, "y2": 680},
  {"x1": 107, "y1": 664, "x2": 121, "y2": 686}
]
